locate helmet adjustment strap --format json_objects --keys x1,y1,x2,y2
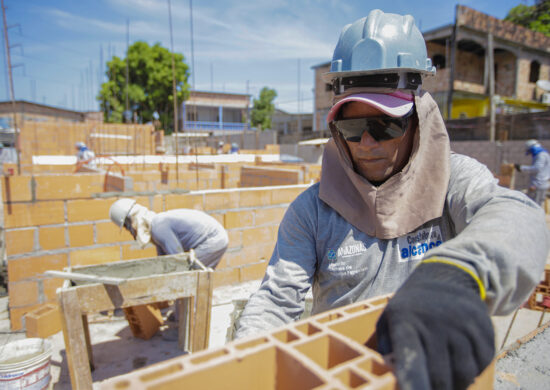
[{"x1": 332, "y1": 72, "x2": 422, "y2": 95}]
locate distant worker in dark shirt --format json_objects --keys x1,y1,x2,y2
[{"x1": 109, "y1": 198, "x2": 228, "y2": 268}]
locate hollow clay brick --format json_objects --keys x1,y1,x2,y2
[
  {"x1": 68, "y1": 224, "x2": 94, "y2": 247},
  {"x1": 5, "y1": 229, "x2": 35, "y2": 255},
  {"x1": 8, "y1": 281, "x2": 39, "y2": 307},
  {"x1": 2, "y1": 175, "x2": 32, "y2": 202},
  {"x1": 123, "y1": 304, "x2": 164, "y2": 340},
  {"x1": 224, "y1": 210, "x2": 254, "y2": 229},
  {"x1": 25, "y1": 303, "x2": 62, "y2": 338},
  {"x1": 39, "y1": 226, "x2": 66, "y2": 250},
  {"x1": 203, "y1": 191, "x2": 240, "y2": 211},
  {"x1": 66, "y1": 198, "x2": 114, "y2": 223},
  {"x1": 164, "y1": 194, "x2": 203, "y2": 210},
  {"x1": 238, "y1": 189, "x2": 272, "y2": 208},
  {"x1": 7, "y1": 253, "x2": 68, "y2": 283},
  {"x1": 96, "y1": 221, "x2": 133, "y2": 244},
  {"x1": 70, "y1": 246, "x2": 120, "y2": 267},
  {"x1": 4, "y1": 201, "x2": 65, "y2": 228},
  {"x1": 101, "y1": 295, "x2": 494, "y2": 390}
]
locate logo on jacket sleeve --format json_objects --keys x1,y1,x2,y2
[{"x1": 397, "y1": 226, "x2": 443, "y2": 262}]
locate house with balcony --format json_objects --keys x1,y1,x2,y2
[
  {"x1": 180, "y1": 90, "x2": 251, "y2": 135},
  {"x1": 312, "y1": 6, "x2": 550, "y2": 128},
  {"x1": 423, "y1": 5, "x2": 550, "y2": 119}
]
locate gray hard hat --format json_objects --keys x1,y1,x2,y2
[
  {"x1": 109, "y1": 198, "x2": 137, "y2": 228},
  {"x1": 323, "y1": 9, "x2": 435, "y2": 93}
]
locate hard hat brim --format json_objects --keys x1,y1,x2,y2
[{"x1": 327, "y1": 92, "x2": 414, "y2": 123}]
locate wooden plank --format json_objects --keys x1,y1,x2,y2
[
  {"x1": 58, "y1": 289, "x2": 93, "y2": 390},
  {"x1": 82, "y1": 314, "x2": 95, "y2": 371},
  {"x1": 192, "y1": 270, "x2": 213, "y2": 351},
  {"x1": 74, "y1": 272, "x2": 200, "y2": 313}
]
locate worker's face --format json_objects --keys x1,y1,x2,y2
[
  {"x1": 123, "y1": 217, "x2": 137, "y2": 239},
  {"x1": 339, "y1": 102, "x2": 416, "y2": 183}
]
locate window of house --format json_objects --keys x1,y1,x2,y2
[
  {"x1": 432, "y1": 54, "x2": 446, "y2": 69},
  {"x1": 529, "y1": 60, "x2": 540, "y2": 83}
]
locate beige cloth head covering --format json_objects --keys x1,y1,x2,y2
[
  {"x1": 319, "y1": 91, "x2": 450, "y2": 239},
  {"x1": 128, "y1": 204, "x2": 157, "y2": 248}
]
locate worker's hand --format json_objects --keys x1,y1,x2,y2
[
  {"x1": 375, "y1": 261, "x2": 494, "y2": 390},
  {"x1": 514, "y1": 163, "x2": 521, "y2": 172}
]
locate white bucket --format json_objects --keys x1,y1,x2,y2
[{"x1": 0, "y1": 338, "x2": 52, "y2": 389}]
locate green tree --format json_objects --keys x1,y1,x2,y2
[
  {"x1": 98, "y1": 41, "x2": 190, "y2": 132},
  {"x1": 250, "y1": 87, "x2": 277, "y2": 130},
  {"x1": 505, "y1": 0, "x2": 550, "y2": 37}
]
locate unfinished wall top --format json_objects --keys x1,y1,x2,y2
[{"x1": 457, "y1": 5, "x2": 550, "y2": 52}]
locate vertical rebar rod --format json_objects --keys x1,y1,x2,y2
[
  {"x1": 167, "y1": 0, "x2": 179, "y2": 184},
  {"x1": 1, "y1": 0, "x2": 20, "y2": 174}
]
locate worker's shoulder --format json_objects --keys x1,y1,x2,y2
[
  {"x1": 291, "y1": 182, "x2": 321, "y2": 204},
  {"x1": 449, "y1": 152, "x2": 491, "y2": 175}
]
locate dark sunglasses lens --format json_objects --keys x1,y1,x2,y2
[
  {"x1": 368, "y1": 118, "x2": 406, "y2": 141},
  {"x1": 333, "y1": 117, "x2": 408, "y2": 142}
]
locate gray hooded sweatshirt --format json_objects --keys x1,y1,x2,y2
[{"x1": 236, "y1": 92, "x2": 549, "y2": 338}]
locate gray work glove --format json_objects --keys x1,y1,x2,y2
[{"x1": 376, "y1": 261, "x2": 494, "y2": 390}]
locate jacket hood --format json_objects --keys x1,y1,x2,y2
[{"x1": 319, "y1": 90, "x2": 450, "y2": 239}]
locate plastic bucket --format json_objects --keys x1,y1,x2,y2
[{"x1": 0, "y1": 338, "x2": 52, "y2": 389}]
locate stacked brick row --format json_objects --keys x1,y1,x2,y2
[
  {"x1": 3, "y1": 172, "x2": 310, "y2": 331},
  {"x1": 101, "y1": 294, "x2": 493, "y2": 390},
  {"x1": 528, "y1": 264, "x2": 550, "y2": 311}
]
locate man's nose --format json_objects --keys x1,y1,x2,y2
[{"x1": 359, "y1": 130, "x2": 379, "y2": 148}]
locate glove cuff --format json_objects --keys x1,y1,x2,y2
[{"x1": 417, "y1": 259, "x2": 486, "y2": 300}]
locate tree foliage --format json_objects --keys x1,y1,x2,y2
[
  {"x1": 505, "y1": 0, "x2": 550, "y2": 37},
  {"x1": 97, "y1": 41, "x2": 190, "y2": 132},
  {"x1": 250, "y1": 87, "x2": 277, "y2": 130}
]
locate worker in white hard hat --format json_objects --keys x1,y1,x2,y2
[
  {"x1": 514, "y1": 139, "x2": 550, "y2": 206},
  {"x1": 109, "y1": 198, "x2": 228, "y2": 268},
  {"x1": 74, "y1": 141, "x2": 96, "y2": 170},
  {"x1": 236, "y1": 10, "x2": 549, "y2": 390}
]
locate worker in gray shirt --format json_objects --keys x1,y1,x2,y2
[
  {"x1": 236, "y1": 10, "x2": 549, "y2": 390},
  {"x1": 515, "y1": 139, "x2": 550, "y2": 206},
  {"x1": 109, "y1": 198, "x2": 228, "y2": 268}
]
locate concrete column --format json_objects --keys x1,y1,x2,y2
[{"x1": 218, "y1": 106, "x2": 223, "y2": 130}]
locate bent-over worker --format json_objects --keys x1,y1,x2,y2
[
  {"x1": 235, "y1": 10, "x2": 549, "y2": 390},
  {"x1": 109, "y1": 198, "x2": 228, "y2": 268}
]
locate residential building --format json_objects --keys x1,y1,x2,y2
[{"x1": 180, "y1": 90, "x2": 251, "y2": 135}]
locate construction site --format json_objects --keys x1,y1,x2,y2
[{"x1": 0, "y1": 3, "x2": 549, "y2": 390}]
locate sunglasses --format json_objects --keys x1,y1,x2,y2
[{"x1": 331, "y1": 110, "x2": 414, "y2": 142}]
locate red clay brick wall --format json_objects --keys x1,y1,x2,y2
[{"x1": 4, "y1": 183, "x2": 310, "y2": 330}]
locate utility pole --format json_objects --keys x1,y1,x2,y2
[
  {"x1": 125, "y1": 19, "x2": 130, "y2": 123},
  {"x1": 297, "y1": 58, "x2": 302, "y2": 134},
  {"x1": 446, "y1": 5, "x2": 457, "y2": 120},
  {"x1": 1, "y1": 0, "x2": 20, "y2": 174},
  {"x1": 167, "y1": 0, "x2": 179, "y2": 183},
  {"x1": 487, "y1": 27, "x2": 496, "y2": 142}
]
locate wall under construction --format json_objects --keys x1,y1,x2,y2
[{"x1": 3, "y1": 174, "x2": 310, "y2": 330}]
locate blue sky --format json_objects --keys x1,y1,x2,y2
[{"x1": 0, "y1": 0, "x2": 534, "y2": 114}]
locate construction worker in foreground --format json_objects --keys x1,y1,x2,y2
[
  {"x1": 109, "y1": 198, "x2": 229, "y2": 268},
  {"x1": 515, "y1": 139, "x2": 550, "y2": 206},
  {"x1": 236, "y1": 10, "x2": 549, "y2": 390}
]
